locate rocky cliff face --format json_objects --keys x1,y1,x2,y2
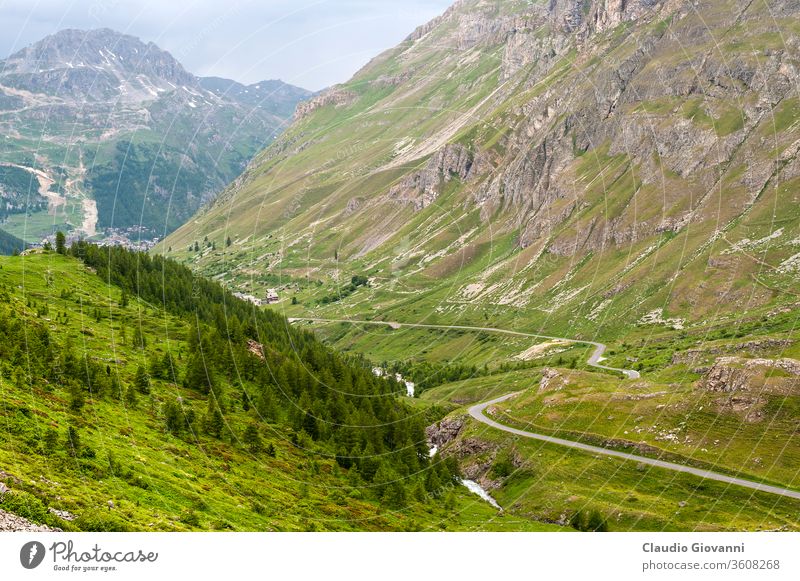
[
  {"x1": 164, "y1": 0, "x2": 800, "y2": 328},
  {"x1": 294, "y1": 87, "x2": 356, "y2": 120},
  {"x1": 702, "y1": 357, "x2": 800, "y2": 393},
  {"x1": 388, "y1": 144, "x2": 488, "y2": 210}
]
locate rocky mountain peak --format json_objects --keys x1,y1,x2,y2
[
  {"x1": 4, "y1": 28, "x2": 192, "y2": 82},
  {"x1": 406, "y1": 0, "x2": 665, "y2": 48},
  {"x1": 0, "y1": 28, "x2": 195, "y2": 101}
]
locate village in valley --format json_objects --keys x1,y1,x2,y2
[{"x1": 232, "y1": 288, "x2": 280, "y2": 307}]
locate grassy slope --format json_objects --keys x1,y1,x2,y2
[
  {"x1": 159, "y1": 2, "x2": 800, "y2": 348},
  {"x1": 0, "y1": 251, "x2": 561, "y2": 531},
  {"x1": 153, "y1": 1, "x2": 800, "y2": 531}
]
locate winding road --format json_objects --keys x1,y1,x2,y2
[
  {"x1": 290, "y1": 317, "x2": 800, "y2": 501},
  {"x1": 470, "y1": 393, "x2": 800, "y2": 501},
  {"x1": 288, "y1": 317, "x2": 639, "y2": 378}
]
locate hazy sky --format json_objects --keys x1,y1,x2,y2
[{"x1": 0, "y1": 0, "x2": 453, "y2": 91}]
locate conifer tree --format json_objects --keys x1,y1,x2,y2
[{"x1": 134, "y1": 364, "x2": 150, "y2": 394}]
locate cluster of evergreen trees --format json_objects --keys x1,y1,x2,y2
[
  {"x1": 0, "y1": 228, "x2": 27, "y2": 255},
  {"x1": 388, "y1": 355, "x2": 560, "y2": 397},
  {"x1": 60, "y1": 240, "x2": 459, "y2": 507}
]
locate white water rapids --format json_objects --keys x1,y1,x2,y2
[{"x1": 460, "y1": 479, "x2": 501, "y2": 510}]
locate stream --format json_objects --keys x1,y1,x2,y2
[
  {"x1": 428, "y1": 443, "x2": 501, "y2": 510},
  {"x1": 460, "y1": 479, "x2": 501, "y2": 510}
]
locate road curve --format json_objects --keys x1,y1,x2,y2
[
  {"x1": 291, "y1": 317, "x2": 800, "y2": 501},
  {"x1": 288, "y1": 317, "x2": 640, "y2": 379},
  {"x1": 470, "y1": 393, "x2": 800, "y2": 501}
]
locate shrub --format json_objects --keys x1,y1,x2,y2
[
  {"x1": 570, "y1": 509, "x2": 609, "y2": 532},
  {"x1": 73, "y1": 512, "x2": 131, "y2": 532},
  {"x1": 0, "y1": 490, "x2": 50, "y2": 524}
]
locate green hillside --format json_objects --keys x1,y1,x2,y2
[
  {"x1": 155, "y1": 0, "x2": 800, "y2": 532},
  {"x1": 161, "y1": 0, "x2": 800, "y2": 337},
  {"x1": 0, "y1": 246, "x2": 561, "y2": 532},
  {"x1": 0, "y1": 228, "x2": 26, "y2": 255}
]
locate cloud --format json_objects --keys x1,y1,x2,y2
[{"x1": 0, "y1": 0, "x2": 453, "y2": 90}]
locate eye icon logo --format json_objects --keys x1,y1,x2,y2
[{"x1": 20, "y1": 541, "x2": 46, "y2": 569}]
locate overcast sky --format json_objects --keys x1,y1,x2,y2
[{"x1": 0, "y1": 0, "x2": 453, "y2": 91}]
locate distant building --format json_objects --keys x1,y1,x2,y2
[
  {"x1": 232, "y1": 291, "x2": 264, "y2": 307},
  {"x1": 266, "y1": 289, "x2": 279, "y2": 304}
]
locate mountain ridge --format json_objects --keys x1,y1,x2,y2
[
  {"x1": 161, "y1": 0, "x2": 800, "y2": 336},
  {"x1": 0, "y1": 27, "x2": 312, "y2": 241}
]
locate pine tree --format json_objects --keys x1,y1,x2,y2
[
  {"x1": 134, "y1": 364, "x2": 151, "y2": 394},
  {"x1": 55, "y1": 231, "x2": 66, "y2": 254},
  {"x1": 43, "y1": 428, "x2": 59, "y2": 455},
  {"x1": 68, "y1": 381, "x2": 85, "y2": 412},
  {"x1": 204, "y1": 397, "x2": 224, "y2": 438},
  {"x1": 66, "y1": 425, "x2": 81, "y2": 456},
  {"x1": 184, "y1": 353, "x2": 215, "y2": 394},
  {"x1": 125, "y1": 384, "x2": 138, "y2": 408},
  {"x1": 163, "y1": 400, "x2": 183, "y2": 434},
  {"x1": 243, "y1": 424, "x2": 262, "y2": 453}
]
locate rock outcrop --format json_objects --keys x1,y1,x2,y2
[
  {"x1": 672, "y1": 339, "x2": 794, "y2": 366},
  {"x1": 294, "y1": 87, "x2": 357, "y2": 120},
  {"x1": 701, "y1": 357, "x2": 800, "y2": 392},
  {"x1": 0, "y1": 509, "x2": 58, "y2": 532},
  {"x1": 426, "y1": 415, "x2": 466, "y2": 448},
  {"x1": 389, "y1": 144, "x2": 488, "y2": 210}
]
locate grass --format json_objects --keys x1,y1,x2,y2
[
  {"x1": 299, "y1": 312, "x2": 800, "y2": 531},
  {"x1": 149, "y1": 0, "x2": 800, "y2": 532},
  {"x1": 0, "y1": 252, "x2": 565, "y2": 531}
]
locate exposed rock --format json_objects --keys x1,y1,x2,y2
[
  {"x1": 538, "y1": 368, "x2": 565, "y2": 392},
  {"x1": 388, "y1": 144, "x2": 488, "y2": 210},
  {"x1": 0, "y1": 509, "x2": 59, "y2": 532},
  {"x1": 247, "y1": 339, "x2": 265, "y2": 361},
  {"x1": 701, "y1": 356, "x2": 800, "y2": 393},
  {"x1": 0, "y1": 470, "x2": 21, "y2": 485},
  {"x1": 344, "y1": 197, "x2": 364, "y2": 216},
  {"x1": 448, "y1": 436, "x2": 497, "y2": 458},
  {"x1": 717, "y1": 394, "x2": 766, "y2": 423},
  {"x1": 49, "y1": 507, "x2": 76, "y2": 521},
  {"x1": 425, "y1": 415, "x2": 465, "y2": 448},
  {"x1": 672, "y1": 339, "x2": 794, "y2": 366},
  {"x1": 294, "y1": 87, "x2": 357, "y2": 120}
]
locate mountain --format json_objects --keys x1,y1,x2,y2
[
  {"x1": 198, "y1": 77, "x2": 314, "y2": 119},
  {"x1": 162, "y1": 0, "x2": 800, "y2": 336},
  {"x1": 0, "y1": 28, "x2": 312, "y2": 242},
  {"x1": 3, "y1": 3, "x2": 800, "y2": 533}
]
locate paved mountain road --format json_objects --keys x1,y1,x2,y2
[
  {"x1": 470, "y1": 393, "x2": 800, "y2": 501},
  {"x1": 290, "y1": 317, "x2": 800, "y2": 501},
  {"x1": 288, "y1": 317, "x2": 639, "y2": 378}
]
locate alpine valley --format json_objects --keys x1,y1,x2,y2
[
  {"x1": 1, "y1": 0, "x2": 799, "y2": 533},
  {"x1": 0, "y1": 28, "x2": 311, "y2": 244}
]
